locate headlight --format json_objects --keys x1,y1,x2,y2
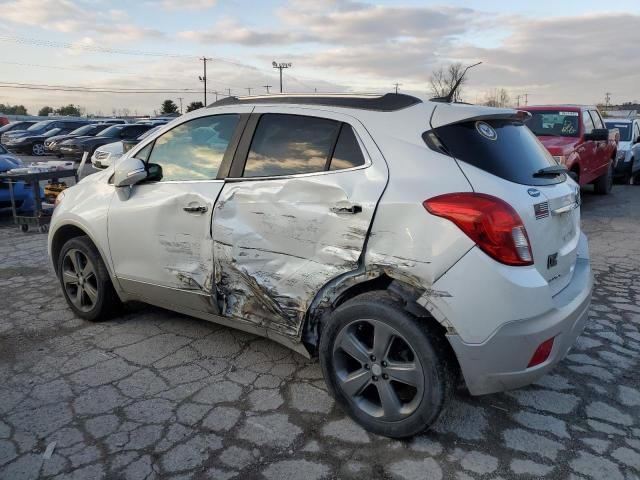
[
  {"x1": 553, "y1": 155, "x2": 567, "y2": 165},
  {"x1": 617, "y1": 150, "x2": 628, "y2": 161},
  {"x1": 54, "y1": 190, "x2": 65, "y2": 208}
]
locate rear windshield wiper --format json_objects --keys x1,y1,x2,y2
[{"x1": 533, "y1": 165, "x2": 567, "y2": 178}]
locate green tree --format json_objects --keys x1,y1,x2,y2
[
  {"x1": 186, "y1": 101, "x2": 204, "y2": 112},
  {"x1": 0, "y1": 104, "x2": 28, "y2": 115},
  {"x1": 38, "y1": 106, "x2": 54, "y2": 117},
  {"x1": 55, "y1": 104, "x2": 82, "y2": 116},
  {"x1": 160, "y1": 99, "x2": 179, "y2": 115}
]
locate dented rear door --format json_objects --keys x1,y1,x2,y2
[{"x1": 212, "y1": 106, "x2": 388, "y2": 338}]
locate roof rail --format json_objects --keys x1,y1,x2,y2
[{"x1": 208, "y1": 93, "x2": 422, "y2": 112}]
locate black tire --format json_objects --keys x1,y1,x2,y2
[
  {"x1": 32, "y1": 142, "x2": 46, "y2": 156},
  {"x1": 594, "y1": 161, "x2": 613, "y2": 195},
  {"x1": 57, "y1": 236, "x2": 121, "y2": 321},
  {"x1": 319, "y1": 291, "x2": 455, "y2": 438}
]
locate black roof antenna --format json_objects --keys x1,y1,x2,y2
[{"x1": 431, "y1": 61, "x2": 482, "y2": 103}]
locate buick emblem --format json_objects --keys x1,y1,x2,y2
[{"x1": 527, "y1": 188, "x2": 541, "y2": 197}]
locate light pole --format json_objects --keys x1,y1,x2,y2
[
  {"x1": 263, "y1": 85, "x2": 272, "y2": 94},
  {"x1": 272, "y1": 61, "x2": 292, "y2": 93},
  {"x1": 199, "y1": 57, "x2": 212, "y2": 105}
]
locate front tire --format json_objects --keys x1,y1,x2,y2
[
  {"x1": 319, "y1": 291, "x2": 455, "y2": 438},
  {"x1": 57, "y1": 236, "x2": 121, "y2": 321},
  {"x1": 594, "y1": 161, "x2": 613, "y2": 195},
  {"x1": 32, "y1": 142, "x2": 45, "y2": 156}
]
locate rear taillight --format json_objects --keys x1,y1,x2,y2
[{"x1": 423, "y1": 192, "x2": 533, "y2": 266}]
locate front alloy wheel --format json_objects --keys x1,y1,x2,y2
[
  {"x1": 32, "y1": 143, "x2": 45, "y2": 156},
  {"x1": 61, "y1": 249, "x2": 99, "y2": 312},
  {"x1": 333, "y1": 319, "x2": 424, "y2": 421}
]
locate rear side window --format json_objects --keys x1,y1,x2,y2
[
  {"x1": 330, "y1": 125, "x2": 366, "y2": 170},
  {"x1": 243, "y1": 114, "x2": 340, "y2": 177},
  {"x1": 431, "y1": 120, "x2": 563, "y2": 186},
  {"x1": 590, "y1": 111, "x2": 605, "y2": 129}
]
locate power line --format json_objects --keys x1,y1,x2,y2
[{"x1": 0, "y1": 81, "x2": 209, "y2": 94}]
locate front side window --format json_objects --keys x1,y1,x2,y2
[
  {"x1": 243, "y1": 114, "x2": 340, "y2": 177},
  {"x1": 582, "y1": 111, "x2": 595, "y2": 135},
  {"x1": 146, "y1": 114, "x2": 239, "y2": 181}
]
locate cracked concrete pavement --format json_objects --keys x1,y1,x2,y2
[{"x1": 0, "y1": 185, "x2": 639, "y2": 479}]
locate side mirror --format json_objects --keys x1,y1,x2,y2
[
  {"x1": 113, "y1": 157, "x2": 147, "y2": 187},
  {"x1": 147, "y1": 163, "x2": 163, "y2": 182},
  {"x1": 635, "y1": 136, "x2": 640, "y2": 144},
  {"x1": 584, "y1": 128, "x2": 608, "y2": 142}
]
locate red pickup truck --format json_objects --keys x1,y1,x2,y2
[{"x1": 522, "y1": 106, "x2": 619, "y2": 194}]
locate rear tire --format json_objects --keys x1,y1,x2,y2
[
  {"x1": 319, "y1": 291, "x2": 455, "y2": 438},
  {"x1": 594, "y1": 161, "x2": 613, "y2": 195},
  {"x1": 57, "y1": 236, "x2": 121, "y2": 321},
  {"x1": 32, "y1": 142, "x2": 45, "y2": 156}
]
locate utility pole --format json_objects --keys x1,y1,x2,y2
[
  {"x1": 263, "y1": 85, "x2": 272, "y2": 94},
  {"x1": 227, "y1": 88, "x2": 232, "y2": 97},
  {"x1": 605, "y1": 92, "x2": 612, "y2": 111},
  {"x1": 272, "y1": 61, "x2": 292, "y2": 93},
  {"x1": 516, "y1": 94, "x2": 521, "y2": 107},
  {"x1": 523, "y1": 93, "x2": 529, "y2": 106},
  {"x1": 245, "y1": 87, "x2": 252, "y2": 96},
  {"x1": 198, "y1": 57, "x2": 212, "y2": 105},
  {"x1": 393, "y1": 83, "x2": 402, "y2": 94},
  {"x1": 212, "y1": 91, "x2": 219, "y2": 102},
  {"x1": 177, "y1": 97, "x2": 183, "y2": 114}
]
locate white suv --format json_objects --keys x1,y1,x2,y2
[{"x1": 48, "y1": 94, "x2": 592, "y2": 438}]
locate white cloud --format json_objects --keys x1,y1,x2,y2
[{"x1": 157, "y1": 0, "x2": 217, "y2": 9}]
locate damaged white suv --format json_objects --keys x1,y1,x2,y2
[{"x1": 49, "y1": 94, "x2": 592, "y2": 438}]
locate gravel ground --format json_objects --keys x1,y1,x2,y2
[{"x1": 0, "y1": 184, "x2": 639, "y2": 480}]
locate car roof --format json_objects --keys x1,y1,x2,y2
[
  {"x1": 522, "y1": 105, "x2": 597, "y2": 111},
  {"x1": 209, "y1": 93, "x2": 422, "y2": 112},
  {"x1": 604, "y1": 118, "x2": 634, "y2": 123}
]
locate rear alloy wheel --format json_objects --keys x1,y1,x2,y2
[
  {"x1": 320, "y1": 291, "x2": 454, "y2": 438},
  {"x1": 57, "y1": 236, "x2": 121, "y2": 321},
  {"x1": 32, "y1": 142, "x2": 45, "y2": 156},
  {"x1": 594, "y1": 161, "x2": 613, "y2": 195}
]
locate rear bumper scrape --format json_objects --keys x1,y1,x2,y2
[{"x1": 447, "y1": 233, "x2": 593, "y2": 396}]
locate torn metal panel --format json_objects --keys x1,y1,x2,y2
[{"x1": 212, "y1": 164, "x2": 387, "y2": 338}]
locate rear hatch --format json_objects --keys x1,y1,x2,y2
[{"x1": 429, "y1": 107, "x2": 581, "y2": 296}]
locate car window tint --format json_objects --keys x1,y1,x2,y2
[
  {"x1": 582, "y1": 111, "x2": 595, "y2": 134},
  {"x1": 243, "y1": 114, "x2": 340, "y2": 177},
  {"x1": 330, "y1": 125, "x2": 366, "y2": 170},
  {"x1": 147, "y1": 114, "x2": 239, "y2": 181},
  {"x1": 590, "y1": 111, "x2": 605, "y2": 129}
]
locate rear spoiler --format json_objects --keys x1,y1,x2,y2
[{"x1": 429, "y1": 104, "x2": 531, "y2": 130}]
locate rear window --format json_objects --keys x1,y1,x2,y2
[
  {"x1": 430, "y1": 119, "x2": 564, "y2": 186},
  {"x1": 526, "y1": 110, "x2": 580, "y2": 137},
  {"x1": 605, "y1": 121, "x2": 630, "y2": 141}
]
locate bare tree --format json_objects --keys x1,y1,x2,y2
[
  {"x1": 428, "y1": 63, "x2": 467, "y2": 102},
  {"x1": 484, "y1": 88, "x2": 511, "y2": 108}
]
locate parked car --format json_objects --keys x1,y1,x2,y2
[
  {"x1": 522, "y1": 106, "x2": 619, "y2": 194},
  {"x1": 0, "y1": 121, "x2": 37, "y2": 138},
  {"x1": 49, "y1": 94, "x2": 592, "y2": 438},
  {"x1": 1, "y1": 120, "x2": 88, "y2": 154},
  {"x1": 58, "y1": 124, "x2": 154, "y2": 161},
  {"x1": 604, "y1": 118, "x2": 640, "y2": 184},
  {"x1": 45, "y1": 123, "x2": 112, "y2": 156},
  {"x1": 0, "y1": 147, "x2": 40, "y2": 211},
  {"x1": 0, "y1": 116, "x2": 8, "y2": 127},
  {"x1": 91, "y1": 126, "x2": 163, "y2": 169}
]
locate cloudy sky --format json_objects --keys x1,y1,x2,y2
[{"x1": 1, "y1": 0, "x2": 639, "y2": 115}]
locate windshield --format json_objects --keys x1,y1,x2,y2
[
  {"x1": 27, "y1": 120, "x2": 54, "y2": 132},
  {"x1": 99, "y1": 125, "x2": 124, "y2": 137},
  {"x1": 69, "y1": 125, "x2": 96, "y2": 135},
  {"x1": 526, "y1": 110, "x2": 580, "y2": 137},
  {"x1": 0, "y1": 144, "x2": 7, "y2": 154},
  {"x1": 605, "y1": 121, "x2": 631, "y2": 141},
  {"x1": 44, "y1": 128, "x2": 63, "y2": 137},
  {"x1": 138, "y1": 126, "x2": 160, "y2": 140}
]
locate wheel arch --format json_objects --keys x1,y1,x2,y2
[
  {"x1": 50, "y1": 223, "x2": 114, "y2": 279},
  {"x1": 302, "y1": 270, "x2": 455, "y2": 361}
]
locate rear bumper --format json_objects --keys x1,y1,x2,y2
[{"x1": 447, "y1": 234, "x2": 593, "y2": 396}]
